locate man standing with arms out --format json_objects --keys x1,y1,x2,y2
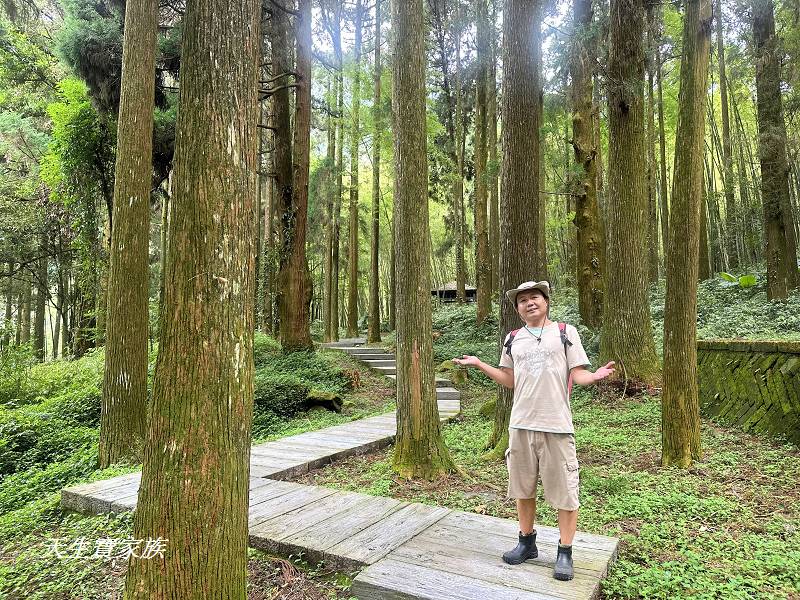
[{"x1": 454, "y1": 281, "x2": 615, "y2": 581}]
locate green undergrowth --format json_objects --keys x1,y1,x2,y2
[
  {"x1": 296, "y1": 294, "x2": 800, "y2": 599},
  {"x1": 0, "y1": 335, "x2": 389, "y2": 598}
]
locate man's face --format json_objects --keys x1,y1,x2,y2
[{"x1": 516, "y1": 290, "x2": 548, "y2": 322}]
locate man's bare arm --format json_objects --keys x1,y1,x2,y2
[{"x1": 452, "y1": 355, "x2": 515, "y2": 389}]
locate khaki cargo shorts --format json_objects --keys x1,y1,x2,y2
[{"x1": 505, "y1": 428, "x2": 580, "y2": 510}]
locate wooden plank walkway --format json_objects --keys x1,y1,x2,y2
[{"x1": 60, "y1": 338, "x2": 619, "y2": 599}]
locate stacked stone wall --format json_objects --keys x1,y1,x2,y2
[{"x1": 697, "y1": 339, "x2": 800, "y2": 445}]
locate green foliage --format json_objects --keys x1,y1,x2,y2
[
  {"x1": 0, "y1": 343, "x2": 37, "y2": 403},
  {"x1": 55, "y1": 0, "x2": 123, "y2": 114},
  {"x1": 719, "y1": 272, "x2": 758, "y2": 288}
]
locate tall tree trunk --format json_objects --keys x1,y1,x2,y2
[
  {"x1": 700, "y1": 159, "x2": 712, "y2": 279},
  {"x1": 646, "y1": 5, "x2": 660, "y2": 281},
  {"x1": 123, "y1": 0, "x2": 260, "y2": 593},
  {"x1": 347, "y1": 0, "x2": 363, "y2": 337},
  {"x1": 488, "y1": 0, "x2": 543, "y2": 455},
  {"x1": 716, "y1": 0, "x2": 738, "y2": 270},
  {"x1": 323, "y1": 77, "x2": 335, "y2": 342},
  {"x1": 331, "y1": 10, "x2": 344, "y2": 342},
  {"x1": 455, "y1": 19, "x2": 466, "y2": 303},
  {"x1": 600, "y1": 0, "x2": 661, "y2": 385},
  {"x1": 261, "y1": 94, "x2": 275, "y2": 335},
  {"x1": 391, "y1": 0, "x2": 454, "y2": 478},
  {"x1": 570, "y1": 0, "x2": 604, "y2": 329},
  {"x1": 2, "y1": 262, "x2": 13, "y2": 349},
  {"x1": 33, "y1": 232, "x2": 47, "y2": 361},
  {"x1": 99, "y1": 0, "x2": 157, "y2": 467},
  {"x1": 752, "y1": 0, "x2": 798, "y2": 298},
  {"x1": 662, "y1": 0, "x2": 711, "y2": 468},
  {"x1": 656, "y1": 18, "x2": 670, "y2": 252},
  {"x1": 20, "y1": 269, "x2": 31, "y2": 344},
  {"x1": 488, "y1": 0, "x2": 499, "y2": 299},
  {"x1": 368, "y1": 0, "x2": 382, "y2": 344},
  {"x1": 474, "y1": 0, "x2": 490, "y2": 324},
  {"x1": 278, "y1": 0, "x2": 314, "y2": 351}
]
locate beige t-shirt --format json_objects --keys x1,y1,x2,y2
[{"x1": 498, "y1": 323, "x2": 590, "y2": 434}]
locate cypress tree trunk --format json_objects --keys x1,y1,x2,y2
[
  {"x1": 752, "y1": 0, "x2": 798, "y2": 298},
  {"x1": 282, "y1": 0, "x2": 314, "y2": 350},
  {"x1": 716, "y1": 0, "x2": 738, "y2": 270},
  {"x1": 662, "y1": 0, "x2": 711, "y2": 468},
  {"x1": 656, "y1": 21, "x2": 670, "y2": 250},
  {"x1": 700, "y1": 160, "x2": 712, "y2": 279},
  {"x1": 331, "y1": 10, "x2": 344, "y2": 342},
  {"x1": 455, "y1": 19, "x2": 466, "y2": 304},
  {"x1": 488, "y1": 0, "x2": 499, "y2": 299},
  {"x1": 33, "y1": 233, "x2": 47, "y2": 361},
  {"x1": 601, "y1": 0, "x2": 661, "y2": 385},
  {"x1": 122, "y1": 0, "x2": 260, "y2": 592},
  {"x1": 474, "y1": 0, "x2": 490, "y2": 324},
  {"x1": 646, "y1": 6, "x2": 660, "y2": 281},
  {"x1": 367, "y1": 0, "x2": 382, "y2": 344},
  {"x1": 391, "y1": 0, "x2": 454, "y2": 479},
  {"x1": 3, "y1": 262, "x2": 13, "y2": 349},
  {"x1": 488, "y1": 0, "x2": 542, "y2": 454},
  {"x1": 347, "y1": 0, "x2": 363, "y2": 337},
  {"x1": 261, "y1": 95, "x2": 275, "y2": 335},
  {"x1": 20, "y1": 269, "x2": 31, "y2": 344},
  {"x1": 99, "y1": 0, "x2": 157, "y2": 468},
  {"x1": 274, "y1": 0, "x2": 313, "y2": 350},
  {"x1": 570, "y1": 0, "x2": 604, "y2": 329},
  {"x1": 323, "y1": 76, "x2": 335, "y2": 342}
]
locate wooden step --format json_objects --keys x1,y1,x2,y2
[
  {"x1": 435, "y1": 387, "x2": 460, "y2": 401},
  {"x1": 386, "y1": 374, "x2": 451, "y2": 388},
  {"x1": 363, "y1": 359, "x2": 397, "y2": 368}
]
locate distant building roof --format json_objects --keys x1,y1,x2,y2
[{"x1": 432, "y1": 281, "x2": 477, "y2": 292}]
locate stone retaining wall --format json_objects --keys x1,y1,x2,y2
[{"x1": 697, "y1": 339, "x2": 800, "y2": 445}]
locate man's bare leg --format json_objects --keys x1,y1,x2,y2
[
  {"x1": 518, "y1": 498, "x2": 537, "y2": 534},
  {"x1": 557, "y1": 508, "x2": 577, "y2": 545}
]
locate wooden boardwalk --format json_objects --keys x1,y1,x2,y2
[{"x1": 61, "y1": 339, "x2": 619, "y2": 599}]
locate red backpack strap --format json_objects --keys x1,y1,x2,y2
[
  {"x1": 504, "y1": 329, "x2": 520, "y2": 356},
  {"x1": 559, "y1": 323, "x2": 574, "y2": 397}
]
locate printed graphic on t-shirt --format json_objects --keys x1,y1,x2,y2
[{"x1": 515, "y1": 347, "x2": 557, "y2": 379}]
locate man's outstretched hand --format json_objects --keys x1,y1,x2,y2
[
  {"x1": 453, "y1": 355, "x2": 481, "y2": 368},
  {"x1": 592, "y1": 361, "x2": 616, "y2": 382}
]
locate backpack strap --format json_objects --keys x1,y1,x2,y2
[
  {"x1": 504, "y1": 329, "x2": 521, "y2": 357},
  {"x1": 559, "y1": 322, "x2": 574, "y2": 398}
]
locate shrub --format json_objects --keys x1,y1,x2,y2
[{"x1": 253, "y1": 371, "x2": 309, "y2": 417}]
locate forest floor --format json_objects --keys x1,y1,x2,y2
[
  {"x1": 294, "y1": 375, "x2": 800, "y2": 599},
  {"x1": 2, "y1": 275, "x2": 799, "y2": 598}
]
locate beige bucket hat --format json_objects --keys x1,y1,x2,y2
[{"x1": 505, "y1": 281, "x2": 551, "y2": 306}]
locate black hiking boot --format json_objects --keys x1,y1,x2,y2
[
  {"x1": 502, "y1": 531, "x2": 538, "y2": 565},
  {"x1": 554, "y1": 543, "x2": 574, "y2": 581}
]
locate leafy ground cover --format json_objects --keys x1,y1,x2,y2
[
  {"x1": 0, "y1": 335, "x2": 388, "y2": 599},
  {"x1": 294, "y1": 279, "x2": 800, "y2": 600}
]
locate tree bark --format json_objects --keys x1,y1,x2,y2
[
  {"x1": 368, "y1": 0, "x2": 382, "y2": 343},
  {"x1": 488, "y1": 0, "x2": 543, "y2": 455},
  {"x1": 391, "y1": 0, "x2": 454, "y2": 478},
  {"x1": 122, "y1": 0, "x2": 259, "y2": 593},
  {"x1": 20, "y1": 268, "x2": 31, "y2": 344},
  {"x1": 33, "y1": 232, "x2": 47, "y2": 360},
  {"x1": 323, "y1": 76, "x2": 335, "y2": 342},
  {"x1": 570, "y1": 0, "x2": 604, "y2": 329},
  {"x1": 474, "y1": 0, "x2": 490, "y2": 324},
  {"x1": 455, "y1": 17, "x2": 466, "y2": 303},
  {"x1": 488, "y1": 0, "x2": 499, "y2": 300},
  {"x1": 278, "y1": 0, "x2": 314, "y2": 351},
  {"x1": 656, "y1": 18, "x2": 670, "y2": 253},
  {"x1": 646, "y1": 5, "x2": 660, "y2": 282},
  {"x1": 600, "y1": 0, "x2": 661, "y2": 385},
  {"x1": 347, "y1": 0, "x2": 364, "y2": 337},
  {"x1": 662, "y1": 0, "x2": 711, "y2": 468},
  {"x1": 752, "y1": 0, "x2": 798, "y2": 298},
  {"x1": 716, "y1": 0, "x2": 738, "y2": 270},
  {"x1": 331, "y1": 8, "x2": 344, "y2": 341},
  {"x1": 99, "y1": 0, "x2": 157, "y2": 468}
]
